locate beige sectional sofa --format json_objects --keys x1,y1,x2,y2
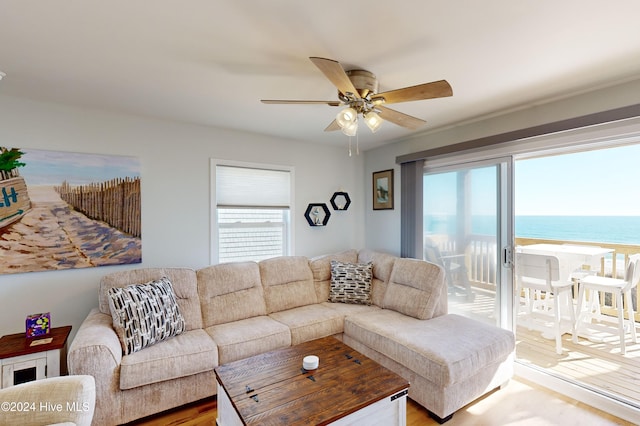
[{"x1": 68, "y1": 249, "x2": 515, "y2": 425}]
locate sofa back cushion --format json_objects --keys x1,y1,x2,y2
[
  {"x1": 99, "y1": 268, "x2": 202, "y2": 331},
  {"x1": 259, "y1": 256, "x2": 317, "y2": 313},
  {"x1": 197, "y1": 262, "x2": 267, "y2": 327},
  {"x1": 382, "y1": 258, "x2": 447, "y2": 320},
  {"x1": 309, "y1": 250, "x2": 358, "y2": 302},
  {"x1": 358, "y1": 249, "x2": 397, "y2": 307}
]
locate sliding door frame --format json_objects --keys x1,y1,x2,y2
[
  {"x1": 413, "y1": 118, "x2": 640, "y2": 423},
  {"x1": 424, "y1": 156, "x2": 515, "y2": 330}
]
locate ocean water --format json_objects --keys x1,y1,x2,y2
[
  {"x1": 515, "y1": 216, "x2": 640, "y2": 245},
  {"x1": 425, "y1": 215, "x2": 640, "y2": 246}
]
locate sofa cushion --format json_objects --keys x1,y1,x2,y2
[
  {"x1": 357, "y1": 250, "x2": 397, "y2": 307},
  {"x1": 329, "y1": 260, "x2": 373, "y2": 305},
  {"x1": 108, "y1": 277, "x2": 186, "y2": 355},
  {"x1": 99, "y1": 267, "x2": 203, "y2": 331},
  {"x1": 197, "y1": 262, "x2": 267, "y2": 327},
  {"x1": 309, "y1": 250, "x2": 358, "y2": 302},
  {"x1": 344, "y1": 310, "x2": 515, "y2": 387},
  {"x1": 259, "y1": 256, "x2": 317, "y2": 313},
  {"x1": 205, "y1": 316, "x2": 291, "y2": 364},
  {"x1": 119, "y1": 329, "x2": 217, "y2": 389},
  {"x1": 382, "y1": 257, "x2": 446, "y2": 320},
  {"x1": 269, "y1": 304, "x2": 344, "y2": 345},
  {"x1": 320, "y1": 301, "x2": 382, "y2": 317}
]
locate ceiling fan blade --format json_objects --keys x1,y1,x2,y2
[
  {"x1": 375, "y1": 80, "x2": 452, "y2": 104},
  {"x1": 377, "y1": 106, "x2": 426, "y2": 130},
  {"x1": 261, "y1": 99, "x2": 341, "y2": 106},
  {"x1": 309, "y1": 57, "x2": 360, "y2": 98},
  {"x1": 324, "y1": 120, "x2": 341, "y2": 131}
]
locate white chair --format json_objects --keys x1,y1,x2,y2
[
  {"x1": 424, "y1": 237, "x2": 473, "y2": 301},
  {"x1": 515, "y1": 252, "x2": 575, "y2": 354},
  {"x1": 573, "y1": 254, "x2": 640, "y2": 355},
  {"x1": 0, "y1": 375, "x2": 95, "y2": 426}
]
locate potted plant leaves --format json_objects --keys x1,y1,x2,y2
[{"x1": 0, "y1": 147, "x2": 31, "y2": 228}]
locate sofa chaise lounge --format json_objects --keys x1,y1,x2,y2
[{"x1": 68, "y1": 249, "x2": 515, "y2": 425}]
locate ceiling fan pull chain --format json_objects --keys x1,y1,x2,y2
[
  {"x1": 356, "y1": 132, "x2": 360, "y2": 156},
  {"x1": 348, "y1": 137, "x2": 352, "y2": 157}
]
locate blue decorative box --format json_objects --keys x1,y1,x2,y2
[{"x1": 26, "y1": 312, "x2": 51, "y2": 338}]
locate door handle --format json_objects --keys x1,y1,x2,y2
[{"x1": 503, "y1": 246, "x2": 513, "y2": 268}]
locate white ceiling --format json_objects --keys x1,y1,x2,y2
[{"x1": 1, "y1": 1, "x2": 640, "y2": 151}]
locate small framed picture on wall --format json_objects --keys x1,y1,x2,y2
[{"x1": 372, "y1": 169, "x2": 394, "y2": 210}]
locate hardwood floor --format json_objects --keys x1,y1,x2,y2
[{"x1": 128, "y1": 377, "x2": 632, "y2": 426}]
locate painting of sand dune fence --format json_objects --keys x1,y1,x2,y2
[
  {"x1": 0, "y1": 147, "x2": 141, "y2": 275},
  {"x1": 56, "y1": 177, "x2": 141, "y2": 238}
]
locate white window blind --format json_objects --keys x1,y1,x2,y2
[
  {"x1": 214, "y1": 164, "x2": 292, "y2": 263},
  {"x1": 216, "y1": 165, "x2": 290, "y2": 208}
]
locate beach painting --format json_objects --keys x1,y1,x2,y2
[{"x1": 0, "y1": 147, "x2": 141, "y2": 275}]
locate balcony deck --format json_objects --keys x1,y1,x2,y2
[{"x1": 448, "y1": 289, "x2": 640, "y2": 407}]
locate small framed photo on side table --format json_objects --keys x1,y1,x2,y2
[{"x1": 372, "y1": 169, "x2": 394, "y2": 210}]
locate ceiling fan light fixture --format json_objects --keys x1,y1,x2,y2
[
  {"x1": 341, "y1": 119, "x2": 358, "y2": 136},
  {"x1": 364, "y1": 111, "x2": 383, "y2": 133},
  {"x1": 263, "y1": 57, "x2": 450, "y2": 146},
  {"x1": 336, "y1": 107, "x2": 357, "y2": 128}
]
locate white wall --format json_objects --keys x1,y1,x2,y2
[
  {"x1": 0, "y1": 95, "x2": 365, "y2": 339},
  {"x1": 362, "y1": 142, "x2": 402, "y2": 255},
  {"x1": 364, "y1": 78, "x2": 640, "y2": 255},
  {"x1": 3, "y1": 77, "x2": 639, "y2": 341}
]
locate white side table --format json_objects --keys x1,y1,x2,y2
[{"x1": 0, "y1": 325, "x2": 71, "y2": 388}]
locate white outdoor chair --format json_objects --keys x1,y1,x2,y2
[
  {"x1": 515, "y1": 252, "x2": 575, "y2": 354},
  {"x1": 424, "y1": 237, "x2": 473, "y2": 301},
  {"x1": 573, "y1": 254, "x2": 640, "y2": 355}
]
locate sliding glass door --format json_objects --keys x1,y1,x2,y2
[
  {"x1": 513, "y1": 144, "x2": 640, "y2": 412},
  {"x1": 417, "y1": 125, "x2": 640, "y2": 421},
  {"x1": 423, "y1": 158, "x2": 513, "y2": 329}
]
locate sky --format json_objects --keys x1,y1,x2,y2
[
  {"x1": 515, "y1": 143, "x2": 640, "y2": 216},
  {"x1": 424, "y1": 143, "x2": 640, "y2": 217}
]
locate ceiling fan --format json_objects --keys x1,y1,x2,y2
[{"x1": 261, "y1": 57, "x2": 452, "y2": 137}]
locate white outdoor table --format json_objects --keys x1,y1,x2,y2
[
  {"x1": 517, "y1": 243, "x2": 613, "y2": 284},
  {"x1": 516, "y1": 243, "x2": 614, "y2": 341}
]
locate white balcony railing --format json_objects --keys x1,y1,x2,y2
[{"x1": 429, "y1": 235, "x2": 640, "y2": 322}]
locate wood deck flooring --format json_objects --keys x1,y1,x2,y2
[
  {"x1": 517, "y1": 324, "x2": 640, "y2": 405},
  {"x1": 449, "y1": 289, "x2": 640, "y2": 408}
]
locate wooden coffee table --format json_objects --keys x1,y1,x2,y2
[{"x1": 215, "y1": 336, "x2": 409, "y2": 425}]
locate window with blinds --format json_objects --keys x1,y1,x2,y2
[{"x1": 214, "y1": 163, "x2": 292, "y2": 263}]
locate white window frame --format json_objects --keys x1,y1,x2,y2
[{"x1": 210, "y1": 159, "x2": 295, "y2": 264}]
